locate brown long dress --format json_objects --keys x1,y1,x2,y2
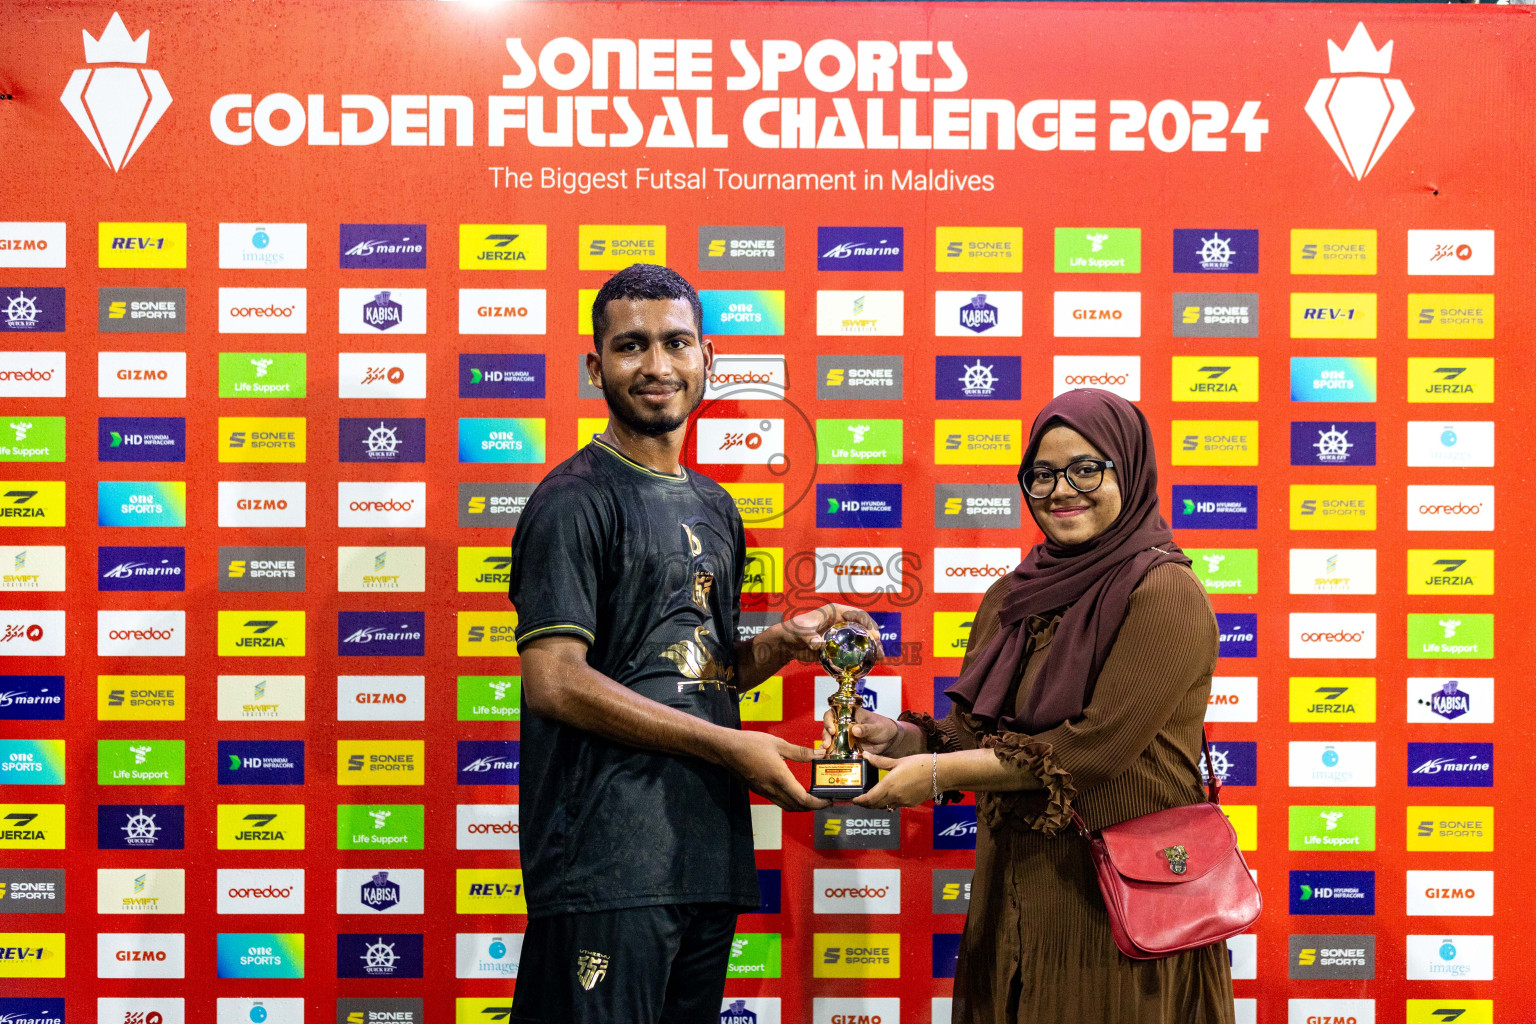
[{"x1": 905, "y1": 561, "x2": 1236, "y2": 1024}]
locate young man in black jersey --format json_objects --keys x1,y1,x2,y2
[{"x1": 508, "y1": 263, "x2": 880, "y2": 1022}]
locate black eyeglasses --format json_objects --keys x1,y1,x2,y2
[{"x1": 1019, "y1": 458, "x2": 1115, "y2": 499}]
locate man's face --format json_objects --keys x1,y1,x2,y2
[{"x1": 588, "y1": 297, "x2": 711, "y2": 436}]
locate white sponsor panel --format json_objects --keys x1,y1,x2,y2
[
  {"x1": 1053, "y1": 291, "x2": 1141, "y2": 337},
  {"x1": 337, "y1": 546, "x2": 426, "y2": 593},
  {"x1": 1407, "y1": 677, "x2": 1494, "y2": 725},
  {"x1": 97, "y1": 932, "x2": 185, "y2": 978},
  {"x1": 458, "y1": 288, "x2": 547, "y2": 334},
  {"x1": 813, "y1": 868, "x2": 901, "y2": 914},
  {"x1": 934, "y1": 290, "x2": 1024, "y2": 337},
  {"x1": 1406, "y1": 421, "x2": 1494, "y2": 468},
  {"x1": 814, "y1": 999, "x2": 899, "y2": 1024},
  {"x1": 219, "y1": 287, "x2": 307, "y2": 334},
  {"x1": 217, "y1": 675, "x2": 306, "y2": 721},
  {"x1": 456, "y1": 932, "x2": 523, "y2": 979},
  {"x1": 1288, "y1": 741, "x2": 1377, "y2": 787},
  {"x1": 1407, "y1": 485, "x2": 1494, "y2": 532},
  {"x1": 1234, "y1": 1001, "x2": 1256, "y2": 1024},
  {"x1": 0, "y1": 222, "x2": 66, "y2": 267},
  {"x1": 337, "y1": 675, "x2": 425, "y2": 721},
  {"x1": 694, "y1": 418, "x2": 786, "y2": 465},
  {"x1": 98, "y1": 350, "x2": 186, "y2": 398},
  {"x1": 97, "y1": 868, "x2": 186, "y2": 915},
  {"x1": 1227, "y1": 933, "x2": 1257, "y2": 980},
  {"x1": 218, "y1": 223, "x2": 308, "y2": 270},
  {"x1": 338, "y1": 481, "x2": 425, "y2": 528},
  {"x1": 337, "y1": 352, "x2": 427, "y2": 399},
  {"x1": 0, "y1": 609, "x2": 65, "y2": 656},
  {"x1": 751, "y1": 804, "x2": 782, "y2": 850},
  {"x1": 933, "y1": 1001, "x2": 953, "y2": 1024},
  {"x1": 98, "y1": 1000, "x2": 185, "y2": 1024},
  {"x1": 339, "y1": 287, "x2": 427, "y2": 334},
  {"x1": 1407, "y1": 230, "x2": 1494, "y2": 276},
  {"x1": 217, "y1": 869, "x2": 305, "y2": 915},
  {"x1": 219, "y1": 481, "x2": 306, "y2": 528},
  {"x1": 216, "y1": 998, "x2": 303, "y2": 1024},
  {"x1": 1405, "y1": 934, "x2": 1493, "y2": 980},
  {"x1": 1288, "y1": 548, "x2": 1377, "y2": 595},
  {"x1": 1053, "y1": 355, "x2": 1142, "y2": 400},
  {"x1": 705, "y1": 354, "x2": 787, "y2": 400},
  {"x1": 722, "y1": 998, "x2": 781, "y2": 1024},
  {"x1": 336, "y1": 867, "x2": 424, "y2": 915},
  {"x1": 0, "y1": 351, "x2": 66, "y2": 397},
  {"x1": 815, "y1": 290, "x2": 905, "y2": 336},
  {"x1": 0, "y1": 546, "x2": 65, "y2": 591},
  {"x1": 98, "y1": 610, "x2": 184, "y2": 657},
  {"x1": 815, "y1": 676, "x2": 901, "y2": 720},
  {"x1": 1287, "y1": 1001, "x2": 1373, "y2": 1024},
  {"x1": 1206, "y1": 677, "x2": 1257, "y2": 723},
  {"x1": 1406, "y1": 870, "x2": 1493, "y2": 916},
  {"x1": 934, "y1": 547, "x2": 1020, "y2": 594},
  {"x1": 1289, "y1": 613, "x2": 1376, "y2": 659},
  {"x1": 814, "y1": 546, "x2": 903, "y2": 597},
  {"x1": 457, "y1": 804, "x2": 520, "y2": 851}
]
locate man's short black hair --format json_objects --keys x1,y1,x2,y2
[{"x1": 590, "y1": 263, "x2": 703, "y2": 349}]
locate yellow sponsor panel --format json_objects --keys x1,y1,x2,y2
[
  {"x1": 578, "y1": 417, "x2": 607, "y2": 447},
  {"x1": 935, "y1": 226, "x2": 1023, "y2": 273},
  {"x1": 743, "y1": 548, "x2": 784, "y2": 595},
  {"x1": 458, "y1": 611, "x2": 520, "y2": 656},
  {"x1": 933, "y1": 612, "x2": 976, "y2": 659},
  {"x1": 98, "y1": 222, "x2": 187, "y2": 268},
  {"x1": 1288, "y1": 293, "x2": 1377, "y2": 339},
  {"x1": 0, "y1": 804, "x2": 65, "y2": 849},
  {"x1": 1289, "y1": 485, "x2": 1377, "y2": 531},
  {"x1": 1407, "y1": 806, "x2": 1494, "y2": 852},
  {"x1": 578, "y1": 288, "x2": 599, "y2": 335},
  {"x1": 1407, "y1": 549, "x2": 1494, "y2": 596},
  {"x1": 456, "y1": 868, "x2": 526, "y2": 914},
  {"x1": 97, "y1": 675, "x2": 185, "y2": 721},
  {"x1": 457, "y1": 1000, "x2": 518, "y2": 1024},
  {"x1": 0, "y1": 481, "x2": 65, "y2": 527},
  {"x1": 1407, "y1": 357, "x2": 1493, "y2": 403},
  {"x1": 1221, "y1": 805, "x2": 1257, "y2": 851},
  {"x1": 739, "y1": 676, "x2": 783, "y2": 722},
  {"x1": 457, "y1": 546, "x2": 512, "y2": 593},
  {"x1": 216, "y1": 610, "x2": 306, "y2": 657},
  {"x1": 0, "y1": 932, "x2": 65, "y2": 978},
  {"x1": 935, "y1": 419, "x2": 1023, "y2": 466},
  {"x1": 722, "y1": 483, "x2": 784, "y2": 529},
  {"x1": 1170, "y1": 421, "x2": 1258, "y2": 466},
  {"x1": 1289, "y1": 677, "x2": 1377, "y2": 723},
  {"x1": 217, "y1": 417, "x2": 306, "y2": 463},
  {"x1": 1290, "y1": 229, "x2": 1377, "y2": 275},
  {"x1": 337, "y1": 740, "x2": 425, "y2": 786},
  {"x1": 216, "y1": 803, "x2": 306, "y2": 850},
  {"x1": 1169, "y1": 357, "x2": 1259, "y2": 403},
  {"x1": 1408, "y1": 293, "x2": 1494, "y2": 340},
  {"x1": 458, "y1": 223, "x2": 547, "y2": 270},
  {"x1": 1406, "y1": 1000, "x2": 1492, "y2": 1024},
  {"x1": 578, "y1": 224, "x2": 666, "y2": 271},
  {"x1": 814, "y1": 933, "x2": 900, "y2": 978}
]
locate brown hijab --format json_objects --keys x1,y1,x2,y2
[{"x1": 945, "y1": 388, "x2": 1190, "y2": 733}]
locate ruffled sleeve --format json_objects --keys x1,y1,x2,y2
[
  {"x1": 977, "y1": 734, "x2": 1077, "y2": 835},
  {"x1": 898, "y1": 709, "x2": 966, "y2": 753}
]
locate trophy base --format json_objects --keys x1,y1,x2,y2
[{"x1": 809, "y1": 757, "x2": 876, "y2": 802}]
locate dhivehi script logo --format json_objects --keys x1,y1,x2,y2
[
  {"x1": 60, "y1": 12, "x2": 172, "y2": 172},
  {"x1": 1305, "y1": 23, "x2": 1413, "y2": 180}
]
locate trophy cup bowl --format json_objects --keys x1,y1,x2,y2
[{"x1": 810, "y1": 623, "x2": 881, "y2": 801}]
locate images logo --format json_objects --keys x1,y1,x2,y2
[
  {"x1": 1306, "y1": 23, "x2": 1413, "y2": 179},
  {"x1": 1288, "y1": 740, "x2": 1376, "y2": 788},
  {"x1": 61, "y1": 12, "x2": 171, "y2": 172},
  {"x1": 1406, "y1": 420, "x2": 1494, "y2": 468},
  {"x1": 1172, "y1": 229, "x2": 1259, "y2": 274},
  {"x1": 817, "y1": 227, "x2": 903, "y2": 271},
  {"x1": 219, "y1": 222, "x2": 307, "y2": 269}
]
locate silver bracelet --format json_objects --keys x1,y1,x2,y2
[{"x1": 930, "y1": 751, "x2": 940, "y2": 802}]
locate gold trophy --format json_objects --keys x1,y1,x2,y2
[{"x1": 810, "y1": 623, "x2": 880, "y2": 801}]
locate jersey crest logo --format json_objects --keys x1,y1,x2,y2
[{"x1": 576, "y1": 948, "x2": 610, "y2": 990}]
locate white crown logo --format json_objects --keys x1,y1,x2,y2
[
  {"x1": 1305, "y1": 23, "x2": 1413, "y2": 181},
  {"x1": 1327, "y1": 22, "x2": 1393, "y2": 75},
  {"x1": 83, "y1": 12, "x2": 150, "y2": 64},
  {"x1": 59, "y1": 12, "x2": 172, "y2": 172}
]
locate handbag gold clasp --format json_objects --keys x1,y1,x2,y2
[{"x1": 1162, "y1": 844, "x2": 1189, "y2": 875}]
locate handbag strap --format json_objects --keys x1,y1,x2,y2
[{"x1": 1068, "y1": 728, "x2": 1220, "y2": 839}]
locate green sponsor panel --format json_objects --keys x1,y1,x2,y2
[
  {"x1": 815, "y1": 419, "x2": 903, "y2": 465},
  {"x1": 1187, "y1": 549, "x2": 1258, "y2": 594},
  {"x1": 727, "y1": 933, "x2": 782, "y2": 978},
  {"x1": 1054, "y1": 227, "x2": 1142, "y2": 273},
  {"x1": 1289, "y1": 805, "x2": 1376, "y2": 852},
  {"x1": 1406, "y1": 613, "x2": 1493, "y2": 659},
  {"x1": 336, "y1": 804, "x2": 425, "y2": 850},
  {"x1": 97, "y1": 739, "x2": 185, "y2": 785},
  {"x1": 457, "y1": 675, "x2": 521, "y2": 721},
  {"x1": 219, "y1": 352, "x2": 307, "y2": 398},
  {"x1": 0, "y1": 416, "x2": 64, "y2": 462}
]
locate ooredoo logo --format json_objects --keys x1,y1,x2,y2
[
  {"x1": 1407, "y1": 485, "x2": 1494, "y2": 532},
  {"x1": 933, "y1": 547, "x2": 1021, "y2": 594},
  {"x1": 812, "y1": 869, "x2": 900, "y2": 914},
  {"x1": 97, "y1": 610, "x2": 184, "y2": 657},
  {"x1": 338, "y1": 482, "x2": 426, "y2": 529},
  {"x1": 216, "y1": 868, "x2": 304, "y2": 914},
  {"x1": 218, "y1": 289, "x2": 307, "y2": 334},
  {"x1": 457, "y1": 804, "x2": 520, "y2": 850},
  {"x1": 0, "y1": 351, "x2": 67, "y2": 398},
  {"x1": 1290, "y1": 613, "x2": 1375, "y2": 659}
]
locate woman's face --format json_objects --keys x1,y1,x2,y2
[{"x1": 1027, "y1": 424, "x2": 1123, "y2": 547}]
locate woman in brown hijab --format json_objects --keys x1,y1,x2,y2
[{"x1": 821, "y1": 388, "x2": 1235, "y2": 1023}]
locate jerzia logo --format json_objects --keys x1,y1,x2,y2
[
  {"x1": 1306, "y1": 23, "x2": 1413, "y2": 180},
  {"x1": 61, "y1": 12, "x2": 172, "y2": 172}
]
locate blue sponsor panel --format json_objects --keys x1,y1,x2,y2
[
  {"x1": 1172, "y1": 485, "x2": 1258, "y2": 530},
  {"x1": 336, "y1": 932, "x2": 424, "y2": 979},
  {"x1": 0, "y1": 676, "x2": 64, "y2": 720},
  {"x1": 935, "y1": 356, "x2": 1022, "y2": 401},
  {"x1": 934, "y1": 677, "x2": 957, "y2": 720},
  {"x1": 816, "y1": 484, "x2": 903, "y2": 529},
  {"x1": 0, "y1": 287, "x2": 67, "y2": 332},
  {"x1": 338, "y1": 417, "x2": 426, "y2": 463},
  {"x1": 1202, "y1": 741, "x2": 1257, "y2": 788},
  {"x1": 1216, "y1": 613, "x2": 1257, "y2": 658},
  {"x1": 458, "y1": 354, "x2": 545, "y2": 399},
  {"x1": 0, "y1": 1000, "x2": 66, "y2": 1022},
  {"x1": 1407, "y1": 742, "x2": 1493, "y2": 787},
  {"x1": 98, "y1": 546, "x2": 186, "y2": 592},
  {"x1": 339, "y1": 224, "x2": 427, "y2": 269},
  {"x1": 97, "y1": 803, "x2": 185, "y2": 850},
  {"x1": 817, "y1": 227, "x2": 904, "y2": 271},
  {"x1": 1172, "y1": 230, "x2": 1259, "y2": 274},
  {"x1": 458, "y1": 740, "x2": 520, "y2": 785},
  {"x1": 338, "y1": 611, "x2": 425, "y2": 657},
  {"x1": 98, "y1": 417, "x2": 186, "y2": 462},
  {"x1": 218, "y1": 739, "x2": 306, "y2": 786},
  {"x1": 752, "y1": 868, "x2": 782, "y2": 915},
  {"x1": 1289, "y1": 870, "x2": 1376, "y2": 915},
  {"x1": 933, "y1": 805, "x2": 978, "y2": 850},
  {"x1": 1290, "y1": 421, "x2": 1377, "y2": 466},
  {"x1": 933, "y1": 933, "x2": 962, "y2": 979},
  {"x1": 868, "y1": 611, "x2": 901, "y2": 653}
]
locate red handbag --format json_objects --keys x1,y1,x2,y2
[{"x1": 1071, "y1": 734, "x2": 1262, "y2": 960}]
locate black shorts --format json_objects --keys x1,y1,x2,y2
[{"x1": 510, "y1": 901, "x2": 740, "y2": 1024}]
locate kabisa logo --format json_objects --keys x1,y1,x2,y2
[
  {"x1": 338, "y1": 418, "x2": 425, "y2": 463},
  {"x1": 339, "y1": 225, "x2": 426, "y2": 269},
  {"x1": 959, "y1": 293, "x2": 998, "y2": 333},
  {"x1": 1407, "y1": 743, "x2": 1492, "y2": 787},
  {"x1": 817, "y1": 227, "x2": 903, "y2": 271},
  {"x1": 1172, "y1": 229, "x2": 1260, "y2": 274},
  {"x1": 1290, "y1": 870, "x2": 1376, "y2": 915},
  {"x1": 1412, "y1": 678, "x2": 1489, "y2": 723},
  {"x1": 360, "y1": 872, "x2": 401, "y2": 912},
  {"x1": 935, "y1": 356, "x2": 1021, "y2": 401},
  {"x1": 99, "y1": 546, "x2": 185, "y2": 592},
  {"x1": 1306, "y1": 23, "x2": 1413, "y2": 180},
  {"x1": 338, "y1": 612, "x2": 425, "y2": 657},
  {"x1": 359, "y1": 291, "x2": 403, "y2": 332},
  {"x1": 60, "y1": 12, "x2": 171, "y2": 172},
  {"x1": 0, "y1": 676, "x2": 64, "y2": 721},
  {"x1": 457, "y1": 741, "x2": 519, "y2": 786},
  {"x1": 0, "y1": 288, "x2": 65, "y2": 333}
]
